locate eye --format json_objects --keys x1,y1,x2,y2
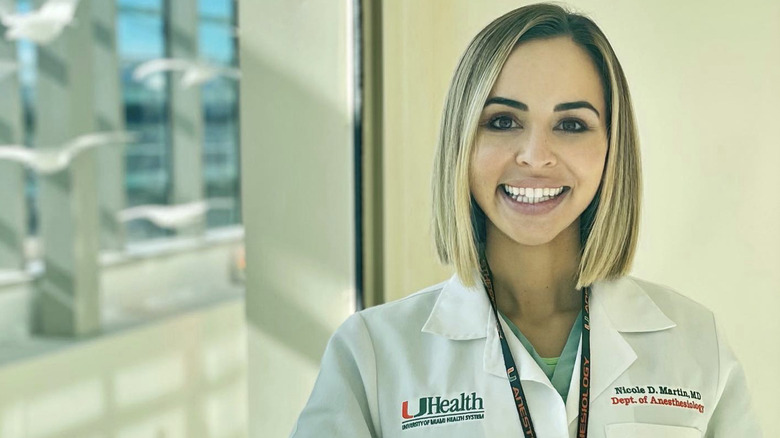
[
  {"x1": 555, "y1": 119, "x2": 589, "y2": 133},
  {"x1": 487, "y1": 115, "x2": 520, "y2": 131}
]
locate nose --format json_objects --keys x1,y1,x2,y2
[{"x1": 515, "y1": 129, "x2": 556, "y2": 168}]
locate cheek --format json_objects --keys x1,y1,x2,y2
[
  {"x1": 570, "y1": 142, "x2": 607, "y2": 188},
  {"x1": 470, "y1": 145, "x2": 505, "y2": 188}
]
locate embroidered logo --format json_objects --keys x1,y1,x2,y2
[
  {"x1": 400, "y1": 392, "x2": 484, "y2": 431},
  {"x1": 610, "y1": 385, "x2": 705, "y2": 413}
]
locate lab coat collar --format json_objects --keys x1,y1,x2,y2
[
  {"x1": 421, "y1": 273, "x2": 677, "y2": 420},
  {"x1": 421, "y1": 272, "x2": 491, "y2": 340},
  {"x1": 422, "y1": 273, "x2": 676, "y2": 340}
]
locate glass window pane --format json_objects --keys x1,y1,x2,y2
[
  {"x1": 117, "y1": 0, "x2": 161, "y2": 10},
  {"x1": 199, "y1": 22, "x2": 234, "y2": 65},
  {"x1": 198, "y1": 0, "x2": 241, "y2": 228},
  {"x1": 199, "y1": 0, "x2": 233, "y2": 20},
  {"x1": 117, "y1": 3, "x2": 173, "y2": 241}
]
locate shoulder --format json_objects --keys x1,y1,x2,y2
[
  {"x1": 605, "y1": 275, "x2": 721, "y2": 356},
  {"x1": 622, "y1": 277, "x2": 760, "y2": 431},
  {"x1": 625, "y1": 275, "x2": 716, "y2": 325},
  {"x1": 626, "y1": 275, "x2": 715, "y2": 319},
  {"x1": 353, "y1": 279, "x2": 449, "y2": 339},
  {"x1": 595, "y1": 274, "x2": 719, "y2": 350},
  {"x1": 326, "y1": 279, "x2": 449, "y2": 346}
]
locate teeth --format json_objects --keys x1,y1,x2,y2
[
  {"x1": 503, "y1": 185, "x2": 563, "y2": 197},
  {"x1": 502, "y1": 185, "x2": 565, "y2": 204}
]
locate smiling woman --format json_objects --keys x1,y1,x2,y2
[
  {"x1": 471, "y1": 36, "x2": 608, "y2": 259},
  {"x1": 469, "y1": 36, "x2": 609, "y2": 362},
  {"x1": 290, "y1": 3, "x2": 762, "y2": 437}
]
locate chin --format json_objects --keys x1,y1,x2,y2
[
  {"x1": 496, "y1": 218, "x2": 580, "y2": 248},
  {"x1": 498, "y1": 225, "x2": 561, "y2": 247},
  {"x1": 509, "y1": 233, "x2": 559, "y2": 247}
]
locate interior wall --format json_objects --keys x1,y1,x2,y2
[
  {"x1": 380, "y1": 0, "x2": 778, "y2": 434},
  {"x1": 380, "y1": 2, "x2": 459, "y2": 302},
  {"x1": 238, "y1": 0, "x2": 356, "y2": 436}
]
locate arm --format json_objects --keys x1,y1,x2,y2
[
  {"x1": 290, "y1": 312, "x2": 381, "y2": 438},
  {"x1": 705, "y1": 319, "x2": 762, "y2": 437}
]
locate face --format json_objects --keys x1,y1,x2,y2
[{"x1": 469, "y1": 36, "x2": 608, "y2": 248}]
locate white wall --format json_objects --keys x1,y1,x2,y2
[{"x1": 238, "y1": 0, "x2": 356, "y2": 436}]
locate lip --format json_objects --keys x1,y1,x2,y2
[
  {"x1": 502, "y1": 180, "x2": 570, "y2": 190},
  {"x1": 499, "y1": 186, "x2": 569, "y2": 216}
]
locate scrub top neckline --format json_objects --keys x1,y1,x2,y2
[{"x1": 499, "y1": 310, "x2": 583, "y2": 400}]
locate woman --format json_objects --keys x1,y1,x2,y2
[{"x1": 291, "y1": 3, "x2": 761, "y2": 437}]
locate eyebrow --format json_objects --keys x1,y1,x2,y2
[{"x1": 484, "y1": 97, "x2": 600, "y2": 118}]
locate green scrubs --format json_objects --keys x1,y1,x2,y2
[{"x1": 499, "y1": 310, "x2": 583, "y2": 400}]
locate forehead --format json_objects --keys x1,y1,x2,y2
[{"x1": 488, "y1": 36, "x2": 605, "y2": 113}]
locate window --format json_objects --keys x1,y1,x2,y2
[
  {"x1": 199, "y1": 0, "x2": 241, "y2": 229},
  {"x1": 14, "y1": 0, "x2": 244, "y2": 246},
  {"x1": 0, "y1": 0, "x2": 244, "y2": 338},
  {"x1": 118, "y1": 0, "x2": 173, "y2": 241}
]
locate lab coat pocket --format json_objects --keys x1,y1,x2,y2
[{"x1": 605, "y1": 423, "x2": 702, "y2": 438}]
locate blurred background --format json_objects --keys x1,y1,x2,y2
[
  {"x1": 0, "y1": 0, "x2": 245, "y2": 437},
  {"x1": 0, "y1": 0, "x2": 777, "y2": 437}
]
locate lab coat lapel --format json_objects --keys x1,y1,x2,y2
[
  {"x1": 484, "y1": 309, "x2": 554, "y2": 386},
  {"x1": 565, "y1": 276, "x2": 677, "y2": 425},
  {"x1": 564, "y1": 291, "x2": 637, "y2": 425},
  {"x1": 421, "y1": 273, "x2": 490, "y2": 340},
  {"x1": 421, "y1": 273, "x2": 551, "y2": 385}
]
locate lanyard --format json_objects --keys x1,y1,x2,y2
[{"x1": 478, "y1": 256, "x2": 591, "y2": 437}]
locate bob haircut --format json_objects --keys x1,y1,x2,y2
[{"x1": 431, "y1": 3, "x2": 641, "y2": 290}]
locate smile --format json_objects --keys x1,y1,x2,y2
[{"x1": 501, "y1": 184, "x2": 568, "y2": 204}]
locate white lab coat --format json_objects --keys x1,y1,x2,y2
[{"x1": 291, "y1": 274, "x2": 762, "y2": 437}]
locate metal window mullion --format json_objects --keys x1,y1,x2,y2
[
  {"x1": 32, "y1": 0, "x2": 100, "y2": 336},
  {"x1": 165, "y1": 0, "x2": 205, "y2": 237},
  {"x1": 93, "y1": 0, "x2": 126, "y2": 253},
  {"x1": 0, "y1": 0, "x2": 27, "y2": 272}
]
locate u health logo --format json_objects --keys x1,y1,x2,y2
[{"x1": 400, "y1": 392, "x2": 485, "y2": 431}]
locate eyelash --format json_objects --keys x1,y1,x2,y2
[{"x1": 484, "y1": 115, "x2": 590, "y2": 133}]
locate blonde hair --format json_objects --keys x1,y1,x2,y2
[{"x1": 431, "y1": 3, "x2": 641, "y2": 290}]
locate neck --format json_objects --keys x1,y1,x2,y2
[{"x1": 485, "y1": 221, "x2": 582, "y2": 322}]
